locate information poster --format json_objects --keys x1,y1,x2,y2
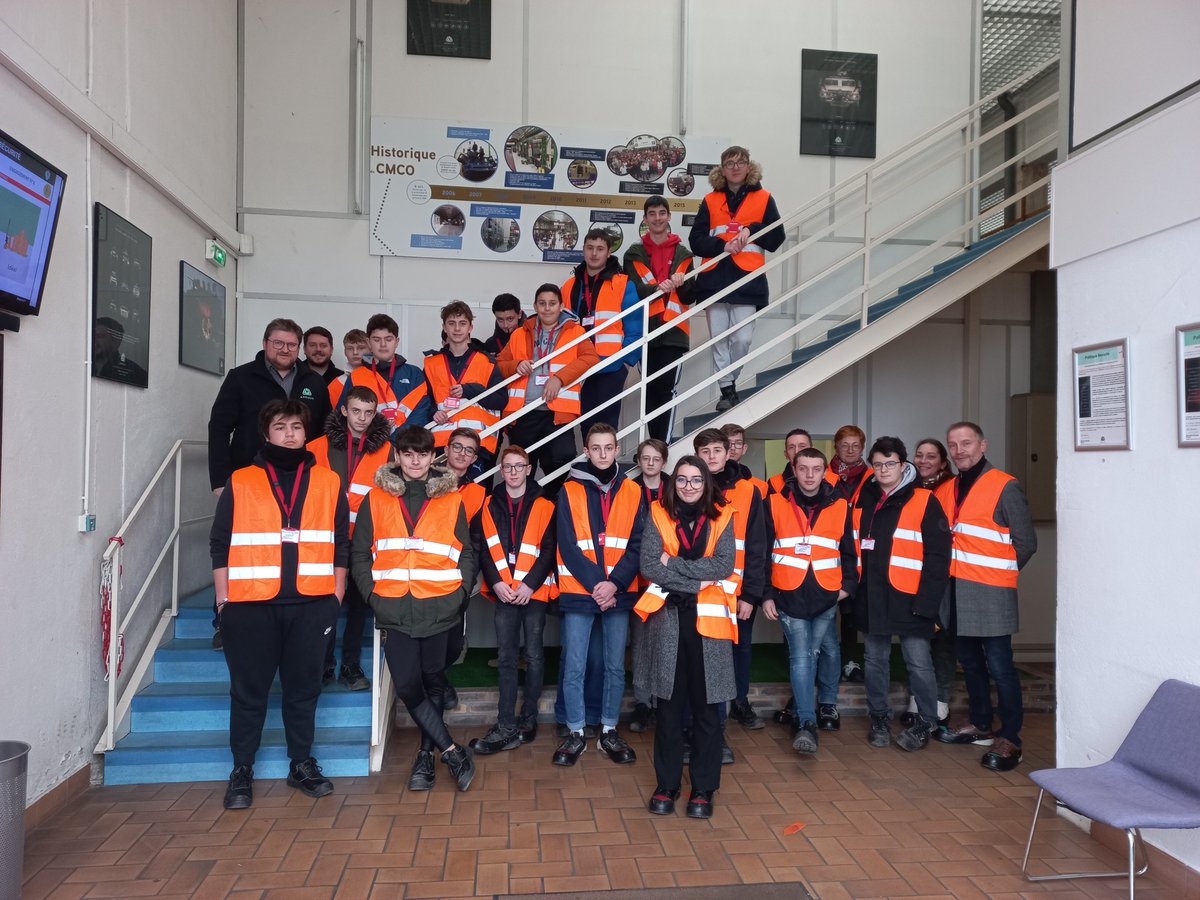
[
  {"x1": 1177, "y1": 323, "x2": 1200, "y2": 446},
  {"x1": 1073, "y1": 339, "x2": 1130, "y2": 450},
  {"x1": 800, "y1": 49, "x2": 879, "y2": 158},
  {"x1": 369, "y1": 118, "x2": 727, "y2": 264},
  {"x1": 179, "y1": 261, "x2": 226, "y2": 376},
  {"x1": 92, "y1": 204, "x2": 151, "y2": 389}
]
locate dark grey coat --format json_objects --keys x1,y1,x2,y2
[{"x1": 633, "y1": 520, "x2": 736, "y2": 705}]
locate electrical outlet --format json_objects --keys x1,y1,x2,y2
[{"x1": 78, "y1": 514, "x2": 97, "y2": 533}]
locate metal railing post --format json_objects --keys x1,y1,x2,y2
[
  {"x1": 861, "y1": 169, "x2": 873, "y2": 326},
  {"x1": 171, "y1": 448, "x2": 181, "y2": 617},
  {"x1": 105, "y1": 544, "x2": 120, "y2": 752},
  {"x1": 638, "y1": 286, "x2": 650, "y2": 445}
]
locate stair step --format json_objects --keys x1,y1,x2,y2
[
  {"x1": 131, "y1": 681, "x2": 372, "y2": 732},
  {"x1": 153, "y1": 638, "x2": 377, "y2": 683},
  {"x1": 175, "y1": 605, "x2": 375, "y2": 641}
]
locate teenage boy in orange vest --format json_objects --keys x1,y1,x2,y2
[
  {"x1": 210, "y1": 399, "x2": 350, "y2": 809},
  {"x1": 330, "y1": 314, "x2": 430, "y2": 429},
  {"x1": 307, "y1": 385, "x2": 393, "y2": 691}
]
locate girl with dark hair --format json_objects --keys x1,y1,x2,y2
[
  {"x1": 913, "y1": 438, "x2": 953, "y2": 490},
  {"x1": 634, "y1": 456, "x2": 737, "y2": 819}
]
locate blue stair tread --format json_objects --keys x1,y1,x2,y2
[
  {"x1": 110, "y1": 725, "x2": 370, "y2": 753},
  {"x1": 135, "y1": 681, "x2": 371, "y2": 703}
]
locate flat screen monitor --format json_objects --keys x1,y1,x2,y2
[{"x1": 0, "y1": 129, "x2": 67, "y2": 316}]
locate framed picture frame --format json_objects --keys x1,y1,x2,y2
[
  {"x1": 1176, "y1": 322, "x2": 1200, "y2": 447},
  {"x1": 800, "y1": 49, "x2": 879, "y2": 159},
  {"x1": 178, "y1": 261, "x2": 226, "y2": 376},
  {"x1": 1072, "y1": 338, "x2": 1131, "y2": 451},
  {"x1": 92, "y1": 203, "x2": 151, "y2": 388}
]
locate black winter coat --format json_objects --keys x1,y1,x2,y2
[{"x1": 471, "y1": 481, "x2": 557, "y2": 594}]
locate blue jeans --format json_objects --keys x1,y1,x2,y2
[
  {"x1": 956, "y1": 634, "x2": 1022, "y2": 744},
  {"x1": 555, "y1": 618, "x2": 602, "y2": 725},
  {"x1": 864, "y1": 633, "x2": 937, "y2": 726},
  {"x1": 560, "y1": 610, "x2": 628, "y2": 732},
  {"x1": 778, "y1": 606, "x2": 838, "y2": 724},
  {"x1": 494, "y1": 600, "x2": 547, "y2": 728},
  {"x1": 816, "y1": 611, "x2": 842, "y2": 705}
]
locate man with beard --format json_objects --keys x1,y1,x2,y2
[{"x1": 303, "y1": 326, "x2": 344, "y2": 385}]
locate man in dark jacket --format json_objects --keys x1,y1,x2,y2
[
  {"x1": 688, "y1": 146, "x2": 785, "y2": 412},
  {"x1": 481, "y1": 293, "x2": 525, "y2": 356},
  {"x1": 761, "y1": 447, "x2": 858, "y2": 755},
  {"x1": 854, "y1": 436, "x2": 951, "y2": 753},
  {"x1": 208, "y1": 317, "x2": 332, "y2": 493},
  {"x1": 303, "y1": 326, "x2": 344, "y2": 385}
]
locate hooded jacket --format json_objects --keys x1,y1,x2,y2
[
  {"x1": 330, "y1": 352, "x2": 432, "y2": 429},
  {"x1": 687, "y1": 161, "x2": 785, "y2": 309},
  {"x1": 350, "y1": 464, "x2": 477, "y2": 638},
  {"x1": 622, "y1": 236, "x2": 694, "y2": 352},
  {"x1": 765, "y1": 480, "x2": 858, "y2": 619},
  {"x1": 207, "y1": 351, "x2": 332, "y2": 489},
  {"x1": 562, "y1": 256, "x2": 644, "y2": 373},
  {"x1": 471, "y1": 479, "x2": 557, "y2": 595},
  {"x1": 853, "y1": 463, "x2": 951, "y2": 637}
]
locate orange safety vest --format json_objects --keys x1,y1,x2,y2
[
  {"x1": 722, "y1": 478, "x2": 761, "y2": 596},
  {"x1": 227, "y1": 465, "x2": 339, "y2": 602},
  {"x1": 503, "y1": 320, "x2": 586, "y2": 419},
  {"x1": 634, "y1": 502, "x2": 738, "y2": 641},
  {"x1": 335, "y1": 363, "x2": 427, "y2": 429},
  {"x1": 556, "y1": 478, "x2": 641, "y2": 595},
  {"x1": 308, "y1": 435, "x2": 390, "y2": 535},
  {"x1": 768, "y1": 493, "x2": 848, "y2": 592},
  {"x1": 629, "y1": 257, "x2": 693, "y2": 337},
  {"x1": 701, "y1": 189, "x2": 772, "y2": 272},
  {"x1": 561, "y1": 272, "x2": 631, "y2": 359},
  {"x1": 367, "y1": 490, "x2": 465, "y2": 598},
  {"x1": 480, "y1": 496, "x2": 558, "y2": 602},
  {"x1": 425, "y1": 350, "x2": 501, "y2": 453},
  {"x1": 851, "y1": 488, "x2": 933, "y2": 595},
  {"x1": 934, "y1": 470, "x2": 1019, "y2": 588},
  {"x1": 458, "y1": 481, "x2": 486, "y2": 522}
]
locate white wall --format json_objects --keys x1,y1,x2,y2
[
  {"x1": 0, "y1": 1, "x2": 237, "y2": 803},
  {"x1": 1053, "y1": 34, "x2": 1200, "y2": 869}
]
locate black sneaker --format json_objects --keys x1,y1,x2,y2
[
  {"x1": 896, "y1": 719, "x2": 932, "y2": 752},
  {"x1": 408, "y1": 750, "x2": 436, "y2": 791},
  {"x1": 470, "y1": 724, "x2": 521, "y2": 756},
  {"x1": 899, "y1": 711, "x2": 918, "y2": 728},
  {"x1": 518, "y1": 713, "x2": 538, "y2": 744},
  {"x1": 648, "y1": 787, "x2": 679, "y2": 816},
  {"x1": 555, "y1": 722, "x2": 569, "y2": 739},
  {"x1": 211, "y1": 627, "x2": 223, "y2": 651},
  {"x1": 773, "y1": 696, "x2": 797, "y2": 728},
  {"x1": 715, "y1": 385, "x2": 736, "y2": 412},
  {"x1": 628, "y1": 703, "x2": 653, "y2": 733},
  {"x1": 223, "y1": 765, "x2": 253, "y2": 809},
  {"x1": 442, "y1": 684, "x2": 459, "y2": 711},
  {"x1": 686, "y1": 789, "x2": 714, "y2": 819},
  {"x1": 817, "y1": 704, "x2": 841, "y2": 731},
  {"x1": 322, "y1": 666, "x2": 336, "y2": 687},
  {"x1": 441, "y1": 744, "x2": 476, "y2": 791},
  {"x1": 552, "y1": 731, "x2": 586, "y2": 766},
  {"x1": 730, "y1": 699, "x2": 765, "y2": 731},
  {"x1": 842, "y1": 660, "x2": 864, "y2": 683},
  {"x1": 720, "y1": 737, "x2": 735, "y2": 765},
  {"x1": 792, "y1": 720, "x2": 819, "y2": 754},
  {"x1": 868, "y1": 714, "x2": 891, "y2": 748},
  {"x1": 597, "y1": 729, "x2": 636, "y2": 764},
  {"x1": 338, "y1": 663, "x2": 370, "y2": 692},
  {"x1": 287, "y1": 757, "x2": 333, "y2": 799}
]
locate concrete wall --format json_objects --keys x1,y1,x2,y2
[{"x1": 0, "y1": 1, "x2": 237, "y2": 802}]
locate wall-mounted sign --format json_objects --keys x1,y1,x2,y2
[
  {"x1": 407, "y1": 0, "x2": 491, "y2": 60},
  {"x1": 800, "y1": 49, "x2": 878, "y2": 159},
  {"x1": 1177, "y1": 322, "x2": 1200, "y2": 447},
  {"x1": 179, "y1": 261, "x2": 226, "y2": 376},
  {"x1": 92, "y1": 204, "x2": 151, "y2": 389},
  {"x1": 369, "y1": 118, "x2": 727, "y2": 265},
  {"x1": 1073, "y1": 338, "x2": 1130, "y2": 451}
]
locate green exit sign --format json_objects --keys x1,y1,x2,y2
[{"x1": 205, "y1": 240, "x2": 227, "y2": 267}]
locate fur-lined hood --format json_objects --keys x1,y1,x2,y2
[
  {"x1": 708, "y1": 159, "x2": 764, "y2": 192},
  {"x1": 373, "y1": 463, "x2": 460, "y2": 499},
  {"x1": 322, "y1": 408, "x2": 392, "y2": 453}
]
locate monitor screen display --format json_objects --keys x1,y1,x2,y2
[{"x1": 0, "y1": 129, "x2": 67, "y2": 316}]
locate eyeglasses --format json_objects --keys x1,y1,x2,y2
[
  {"x1": 449, "y1": 442, "x2": 478, "y2": 457},
  {"x1": 501, "y1": 463, "x2": 528, "y2": 473},
  {"x1": 727, "y1": 440, "x2": 745, "y2": 450},
  {"x1": 267, "y1": 339, "x2": 299, "y2": 351},
  {"x1": 675, "y1": 475, "x2": 706, "y2": 488},
  {"x1": 836, "y1": 441, "x2": 863, "y2": 450},
  {"x1": 722, "y1": 159, "x2": 748, "y2": 169},
  {"x1": 873, "y1": 460, "x2": 901, "y2": 471}
]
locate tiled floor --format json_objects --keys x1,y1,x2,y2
[{"x1": 23, "y1": 713, "x2": 1180, "y2": 899}]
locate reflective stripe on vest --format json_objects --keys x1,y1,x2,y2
[
  {"x1": 480, "y1": 497, "x2": 558, "y2": 602},
  {"x1": 227, "y1": 465, "x2": 339, "y2": 601},
  {"x1": 699, "y1": 190, "x2": 771, "y2": 273},
  {"x1": 634, "y1": 502, "x2": 738, "y2": 641},
  {"x1": 556, "y1": 478, "x2": 641, "y2": 595},
  {"x1": 935, "y1": 470, "x2": 1019, "y2": 587},
  {"x1": 629, "y1": 258, "x2": 693, "y2": 337},
  {"x1": 503, "y1": 321, "x2": 588, "y2": 419},
  {"x1": 722, "y1": 478, "x2": 760, "y2": 593},
  {"x1": 851, "y1": 488, "x2": 933, "y2": 595},
  {"x1": 768, "y1": 493, "x2": 848, "y2": 592},
  {"x1": 425, "y1": 351, "x2": 501, "y2": 453},
  {"x1": 308, "y1": 436, "x2": 390, "y2": 535},
  {"x1": 561, "y1": 273, "x2": 631, "y2": 358},
  {"x1": 368, "y1": 489, "x2": 464, "y2": 598}
]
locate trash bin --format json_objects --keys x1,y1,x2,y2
[{"x1": 0, "y1": 742, "x2": 30, "y2": 900}]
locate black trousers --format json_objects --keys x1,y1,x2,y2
[
  {"x1": 222, "y1": 596, "x2": 338, "y2": 767},
  {"x1": 508, "y1": 406, "x2": 576, "y2": 501},
  {"x1": 324, "y1": 578, "x2": 367, "y2": 669},
  {"x1": 382, "y1": 627, "x2": 455, "y2": 752},
  {"x1": 653, "y1": 605, "x2": 723, "y2": 794},
  {"x1": 579, "y1": 368, "x2": 628, "y2": 441},
  {"x1": 645, "y1": 344, "x2": 687, "y2": 443}
]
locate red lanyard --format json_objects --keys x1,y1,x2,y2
[
  {"x1": 534, "y1": 322, "x2": 560, "y2": 362},
  {"x1": 598, "y1": 486, "x2": 613, "y2": 524},
  {"x1": 581, "y1": 276, "x2": 596, "y2": 318},
  {"x1": 864, "y1": 491, "x2": 890, "y2": 541},
  {"x1": 506, "y1": 492, "x2": 525, "y2": 554},
  {"x1": 398, "y1": 498, "x2": 430, "y2": 533},
  {"x1": 346, "y1": 429, "x2": 366, "y2": 476},
  {"x1": 265, "y1": 462, "x2": 304, "y2": 528},
  {"x1": 372, "y1": 357, "x2": 397, "y2": 393},
  {"x1": 787, "y1": 494, "x2": 817, "y2": 532},
  {"x1": 445, "y1": 351, "x2": 474, "y2": 388},
  {"x1": 643, "y1": 484, "x2": 660, "y2": 508},
  {"x1": 676, "y1": 515, "x2": 707, "y2": 553}
]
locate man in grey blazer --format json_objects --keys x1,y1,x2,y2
[{"x1": 933, "y1": 422, "x2": 1037, "y2": 772}]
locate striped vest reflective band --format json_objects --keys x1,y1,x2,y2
[
  {"x1": 307, "y1": 436, "x2": 390, "y2": 536},
  {"x1": 935, "y1": 470, "x2": 1019, "y2": 588},
  {"x1": 342, "y1": 363, "x2": 426, "y2": 429},
  {"x1": 722, "y1": 478, "x2": 761, "y2": 595},
  {"x1": 480, "y1": 497, "x2": 558, "y2": 602},
  {"x1": 768, "y1": 493, "x2": 848, "y2": 592},
  {"x1": 851, "y1": 488, "x2": 933, "y2": 595},
  {"x1": 426, "y1": 351, "x2": 501, "y2": 453},
  {"x1": 502, "y1": 322, "x2": 586, "y2": 419},
  {"x1": 227, "y1": 465, "x2": 339, "y2": 602},
  {"x1": 560, "y1": 273, "x2": 630, "y2": 359},
  {"x1": 701, "y1": 189, "x2": 771, "y2": 273},
  {"x1": 556, "y1": 478, "x2": 641, "y2": 594},
  {"x1": 630, "y1": 258, "x2": 693, "y2": 337},
  {"x1": 368, "y1": 490, "x2": 464, "y2": 598},
  {"x1": 633, "y1": 502, "x2": 738, "y2": 641}
]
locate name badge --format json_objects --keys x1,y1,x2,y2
[
  {"x1": 442, "y1": 396, "x2": 460, "y2": 409},
  {"x1": 381, "y1": 408, "x2": 397, "y2": 423},
  {"x1": 401, "y1": 537, "x2": 424, "y2": 551},
  {"x1": 582, "y1": 316, "x2": 595, "y2": 327},
  {"x1": 534, "y1": 375, "x2": 549, "y2": 386},
  {"x1": 860, "y1": 538, "x2": 876, "y2": 551},
  {"x1": 597, "y1": 532, "x2": 606, "y2": 548},
  {"x1": 281, "y1": 529, "x2": 300, "y2": 544},
  {"x1": 508, "y1": 551, "x2": 517, "y2": 565},
  {"x1": 794, "y1": 543, "x2": 812, "y2": 556}
]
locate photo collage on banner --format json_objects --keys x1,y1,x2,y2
[{"x1": 369, "y1": 119, "x2": 728, "y2": 264}]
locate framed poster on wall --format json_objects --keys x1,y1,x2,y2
[
  {"x1": 179, "y1": 261, "x2": 226, "y2": 376},
  {"x1": 800, "y1": 49, "x2": 878, "y2": 159},
  {"x1": 1177, "y1": 322, "x2": 1200, "y2": 447},
  {"x1": 408, "y1": 0, "x2": 491, "y2": 60},
  {"x1": 92, "y1": 204, "x2": 151, "y2": 388},
  {"x1": 1072, "y1": 338, "x2": 1130, "y2": 451}
]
